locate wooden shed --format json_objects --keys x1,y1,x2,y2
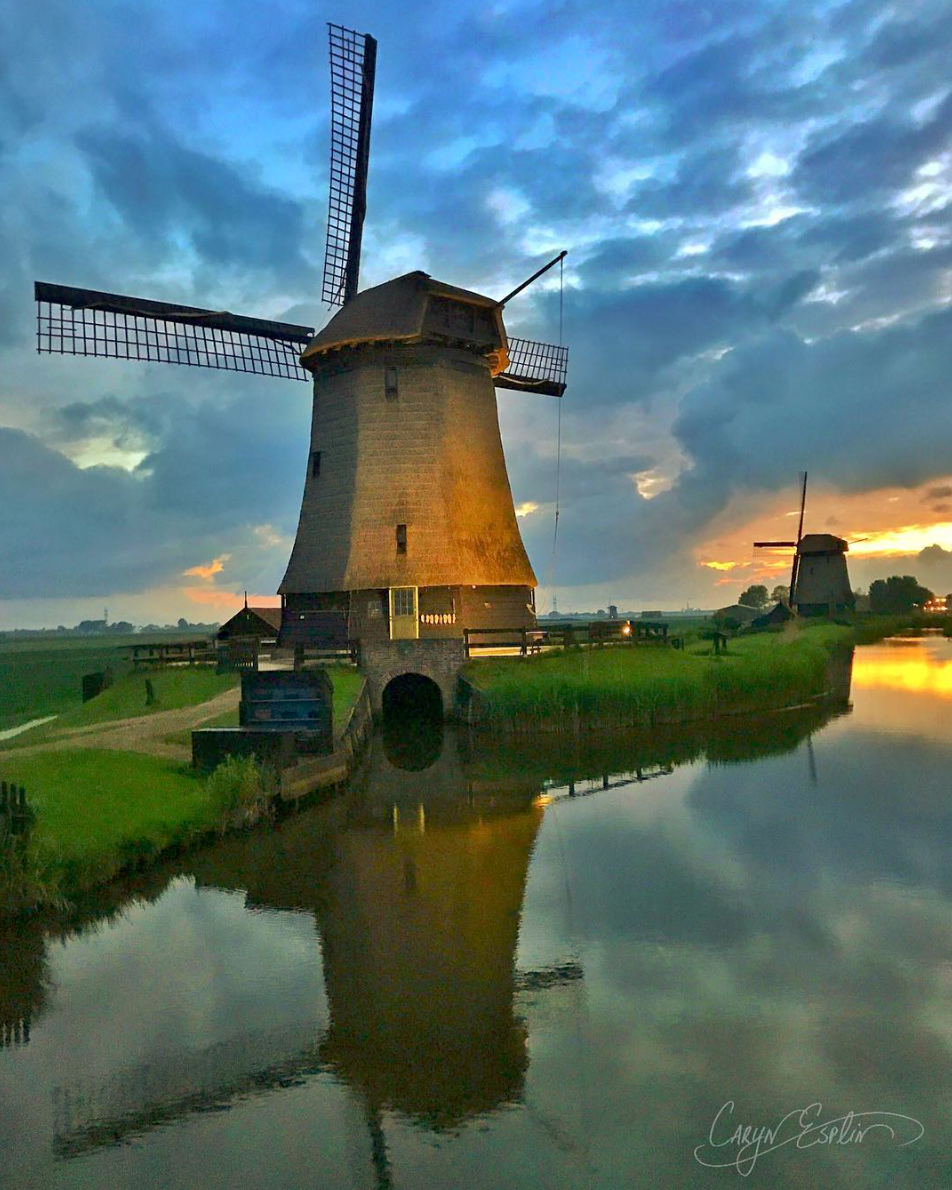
[{"x1": 217, "y1": 606, "x2": 283, "y2": 642}]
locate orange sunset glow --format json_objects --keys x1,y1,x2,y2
[
  {"x1": 852, "y1": 649, "x2": 952, "y2": 701},
  {"x1": 694, "y1": 476, "x2": 952, "y2": 592},
  {"x1": 182, "y1": 587, "x2": 281, "y2": 611}
]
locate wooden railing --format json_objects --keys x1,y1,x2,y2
[{"x1": 463, "y1": 621, "x2": 683, "y2": 658}]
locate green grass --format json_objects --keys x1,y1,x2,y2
[
  {"x1": 0, "y1": 633, "x2": 215, "y2": 731},
  {"x1": 0, "y1": 639, "x2": 135, "y2": 731},
  {"x1": 326, "y1": 665, "x2": 365, "y2": 724},
  {"x1": 58, "y1": 668, "x2": 237, "y2": 727},
  {"x1": 0, "y1": 667, "x2": 238, "y2": 752},
  {"x1": 2, "y1": 749, "x2": 218, "y2": 896},
  {"x1": 464, "y1": 621, "x2": 855, "y2": 729}
]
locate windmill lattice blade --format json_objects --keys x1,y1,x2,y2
[
  {"x1": 323, "y1": 24, "x2": 376, "y2": 306},
  {"x1": 494, "y1": 338, "x2": 568, "y2": 397},
  {"x1": 35, "y1": 283, "x2": 312, "y2": 381}
]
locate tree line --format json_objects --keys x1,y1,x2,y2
[{"x1": 735, "y1": 575, "x2": 939, "y2": 614}]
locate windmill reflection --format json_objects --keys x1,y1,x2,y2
[
  {"x1": 315, "y1": 731, "x2": 544, "y2": 1129},
  {"x1": 49, "y1": 727, "x2": 562, "y2": 1161}
]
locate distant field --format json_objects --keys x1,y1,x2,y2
[{"x1": 0, "y1": 633, "x2": 214, "y2": 731}]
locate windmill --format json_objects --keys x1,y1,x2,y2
[
  {"x1": 753, "y1": 472, "x2": 854, "y2": 616},
  {"x1": 33, "y1": 23, "x2": 568, "y2": 699}
]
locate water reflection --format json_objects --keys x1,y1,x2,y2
[
  {"x1": 852, "y1": 643, "x2": 952, "y2": 698},
  {"x1": 381, "y1": 716, "x2": 445, "y2": 771},
  {"x1": 0, "y1": 922, "x2": 47, "y2": 1049},
  {"x1": 7, "y1": 640, "x2": 952, "y2": 1188}
]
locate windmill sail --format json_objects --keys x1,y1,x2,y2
[
  {"x1": 35, "y1": 282, "x2": 312, "y2": 380},
  {"x1": 323, "y1": 24, "x2": 377, "y2": 307},
  {"x1": 494, "y1": 337, "x2": 568, "y2": 397}
]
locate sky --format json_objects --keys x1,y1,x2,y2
[{"x1": 2, "y1": 0, "x2": 952, "y2": 627}]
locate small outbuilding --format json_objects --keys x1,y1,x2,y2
[
  {"x1": 752, "y1": 602, "x2": 794, "y2": 628},
  {"x1": 217, "y1": 605, "x2": 283, "y2": 642},
  {"x1": 713, "y1": 603, "x2": 763, "y2": 625}
]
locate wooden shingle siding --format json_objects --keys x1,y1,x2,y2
[{"x1": 280, "y1": 342, "x2": 536, "y2": 594}]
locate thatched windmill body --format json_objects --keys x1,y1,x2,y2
[
  {"x1": 33, "y1": 24, "x2": 567, "y2": 676},
  {"x1": 754, "y1": 473, "x2": 854, "y2": 616}
]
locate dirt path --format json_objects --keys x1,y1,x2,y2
[{"x1": 0, "y1": 687, "x2": 240, "y2": 763}]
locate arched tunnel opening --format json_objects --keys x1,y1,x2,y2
[
  {"x1": 382, "y1": 673, "x2": 443, "y2": 723},
  {"x1": 381, "y1": 673, "x2": 444, "y2": 771}
]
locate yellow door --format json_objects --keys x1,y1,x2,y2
[{"x1": 389, "y1": 586, "x2": 419, "y2": 640}]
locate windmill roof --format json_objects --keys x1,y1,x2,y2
[
  {"x1": 301, "y1": 271, "x2": 505, "y2": 365},
  {"x1": 797, "y1": 533, "x2": 848, "y2": 554}
]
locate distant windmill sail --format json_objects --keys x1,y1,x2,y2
[
  {"x1": 34, "y1": 282, "x2": 313, "y2": 380},
  {"x1": 323, "y1": 24, "x2": 377, "y2": 307},
  {"x1": 790, "y1": 471, "x2": 808, "y2": 604}
]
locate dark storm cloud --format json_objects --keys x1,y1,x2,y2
[
  {"x1": 793, "y1": 92, "x2": 952, "y2": 208},
  {"x1": 625, "y1": 144, "x2": 754, "y2": 221},
  {"x1": 0, "y1": 384, "x2": 309, "y2": 598},
  {"x1": 675, "y1": 304, "x2": 952, "y2": 497},
  {"x1": 75, "y1": 121, "x2": 314, "y2": 285},
  {"x1": 553, "y1": 269, "x2": 819, "y2": 410},
  {"x1": 916, "y1": 546, "x2": 952, "y2": 591}
]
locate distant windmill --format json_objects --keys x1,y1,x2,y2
[
  {"x1": 753, "y1": 472, "x2": 854, "y2": 616},
  {"x1": 33, "y1": 24, "x2": 568, "y2": 693}
]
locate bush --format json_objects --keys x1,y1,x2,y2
[{"x1": 203, "y1": 754, "x2": 278, "y2": 832}]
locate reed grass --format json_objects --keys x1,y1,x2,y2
[{"x1": 464, "y1": 622, "x2": 855, "y2": 731}]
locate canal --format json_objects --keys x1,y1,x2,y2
[{"x1": 2, "y1": 635, "x2": 951, "y2": 1187}]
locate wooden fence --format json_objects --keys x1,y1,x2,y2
[
  {"x1": 463, "y1": 620, "x2": 683, "y2": 659},
  {"x1": 0, "y1": 781, "x2": 33, "y2": 841}
]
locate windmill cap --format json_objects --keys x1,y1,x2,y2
[
  {"x1": 797, "y1": 533, "x2": 849, "y2": 553},
  {"x1": 301, "y1": 271, "x2": 508, "y2": 370}
]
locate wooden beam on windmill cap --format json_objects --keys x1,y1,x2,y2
[
  {"x1": 494, "y1": 251, "x2": 567, "y2": 309},
  {"x1": 753, "y1": 541, "x2": 798, "y2": 548}
]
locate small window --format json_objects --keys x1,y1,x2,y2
[
  {"x1": 392, "y1": 587, "x2": 415, "y2": 617},
  {"x1": 396, "y1": 523, "x2": 407, "y2": 554},
  {"x1": 385, "y1": 367, "x2": 398, "y2": 400},
  {"x1": 311, "y1": 450, "x2": 321, "y2": 477}
]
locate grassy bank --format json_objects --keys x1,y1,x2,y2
[
  {"x1": 463, "y1": 621, "x2": 857, "y2": 731},
  {"x1": 0, "y1": 633, "x2": 219, "y2": 732},
  {"x1": 0, "y1": 666, "x2": 366, "y2": 917},
  {"x1": 1, "y1": 667, "x2": 239, "y2": 752}
]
